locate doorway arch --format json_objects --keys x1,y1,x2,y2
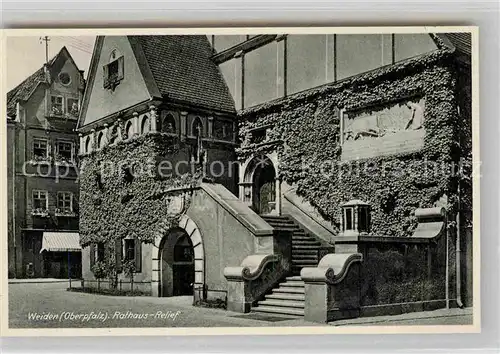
[
  {"x1": 240, "y1": 154, "x2": 279, "y2": 215},
  {"x1": 151, "y1": 215, "x2": 204, "y2": 298}
]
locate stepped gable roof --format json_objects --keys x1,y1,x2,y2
[{"x1": 130, "y1": 35, "x2": 235, "y2": 113}]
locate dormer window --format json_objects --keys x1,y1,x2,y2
[{"x1": 103, "y1": 49, "x2": 124, "y2": 90}]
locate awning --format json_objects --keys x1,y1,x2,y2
[{"x1": 40, "y1": 232, "x2": 81, "y2": 253}]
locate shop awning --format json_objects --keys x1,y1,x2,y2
[{"x1": 40, "y1": 232, "x2": 81, "y2": 253}]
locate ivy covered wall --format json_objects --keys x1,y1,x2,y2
[
  {"x1": 238, "y1": 48, "x2": 472, "y2": 238},
  {"x1": 79, "y1": 133, "x2": 203, "y2": 247}
]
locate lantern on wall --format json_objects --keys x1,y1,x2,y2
[{"x1": 340, "y1": 199, "x2": 371, "y2": 236}]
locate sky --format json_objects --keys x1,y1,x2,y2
[{"x1": 6, "y1": 36, "x2": 96, "y2": 91}]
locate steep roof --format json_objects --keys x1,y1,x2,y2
[
  {"x1": 6, "y1": 47, "x2": 81, "y2": 119},
  {"x1": 130, "y1": 35, "x2": 235, "y2": 113},
  {"x1": 443, "y1": 32, "x2": 471, "y2": 56},
  {"x1": 7, "y1": 66, "x2": 46, "y2": 118}
]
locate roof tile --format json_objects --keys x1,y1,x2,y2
[{"x1": 131, "y1": 35, "x2": 235, "y2": 113}]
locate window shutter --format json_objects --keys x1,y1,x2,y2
[
  {"x1": 117, "y1": 56, "x2": 124, "y2": 81},
  {"x1": 115, "y1": 239, "x2": 122, "y2": 273},
  {"x1": 90, "y1": 244, "x2": 95, "y2": 268},
  {"x1": 103, "y1": 64, "x2": 109, "y2": 88},
  {"x1": 134, "y1": 240, "x2": 142, "y2": 273}
]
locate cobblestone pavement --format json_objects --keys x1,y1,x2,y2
[
  {"x1": 8, "y1": 281, "x2": 473, "y2": 329},
  {"x1": 8, "y1": 282, "x2": 317, "y2": 328}
]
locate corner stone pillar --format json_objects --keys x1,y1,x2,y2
[
  {"x1": 301, "y1": 253, "x2": 363, "y2": 323},
  {"x1": 207, "y1": 116, "x2": 214, "y2": 138},
  {"x1": 132, "y1": 112, "x2": 139, "y2": 136},
  {"x1": 149, "y1": 105, "x2": 158, "y2": 132},
  {"x1": 180, "y1": 111, "x2": 188, "y2": 141},
  {"x1": 78, "y1": 133, "x2": 83, "y2": 154}
]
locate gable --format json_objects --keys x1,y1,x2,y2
[{"x1": 81, "y1": 36, "x2": 153, "y2": 127}]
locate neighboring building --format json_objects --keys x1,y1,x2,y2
[
  {"x1": 78, "y1": 34, "x2": 473, "y2": 320},
  {"x1": 7, "y1": 47, "x2": 84, "y2": 279}
]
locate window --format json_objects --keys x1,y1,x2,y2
[
  {"x1": 33, "y1": 139, "x2": 49, "y2": 160},
  {"x1": 124, "y1": 121, "x2": 134, "y2": 139},
  {"x1": 57, "y1": 192, "x2": 73, "y2": 213},
  {"x1": 32, "y1": 190, "x2": 48, "y2": 211},
  {"x1": 123, "y1": 238, "x2": 141, "y2": 272},
  {"x1": 160, "y1": 113, "x2": 176, "y2": 134},
  {"x1": 103, "y1": 50, "x2": 124, "y2": 90},
  {"x1": 56, "y1": 140, "x2": 73, "y2": 162},
  {"x1": 244, "y1": 43, "x2": 279, "y2": 108},
  {"x1": 192, "y1": 118, "x2": 203, "y2": 137},
  {"x1": 141, "y1": 115, "x2": 150, "y2": 134},
  {"x1": 124, "y1": 239, "x2": 135, "y2": 261},
  {"x1": 67, "y1": 98, "x2": 79, "y2": 116},
  {"x1": 58, "y1": 72, "x2": 71, "y2": 86},
  {"x1": 96, "y1": 132, "x2": 105, "y2": 149},
  {"x1": 96, "y1": 243, "x2": 105, "y2": 262},
  {"x1": 109, "y1": 126, "x2": 119, "y2": 144},
  {"x1": 50, "y1": 96, "x2": 64, "y2": 115},
  {"x1": 84, "y1": 137, "x2": 91, "y2": 154}
]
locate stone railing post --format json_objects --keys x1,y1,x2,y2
[
  {"x1": 223, "y1": 254, "x2": 285, "y2": 313},
  {"x1": 301, "y1": 253, "x2": 363, "y2": 323}
]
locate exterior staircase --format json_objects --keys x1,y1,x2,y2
[{"x1": 250, "y1": 215, "x2": 332, "y2": 318}]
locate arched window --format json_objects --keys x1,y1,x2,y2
[
  {"x1": 192, "y1": 118, "x2": 204, "y2": 163},
  {"x1": 97, "y1": 132, "x2": 105, "y2": 149},
  {"x1": 160, "y1": 113, "x2": 176, "y2": 134},
  {"x1": 109, "y1": 125, "x2": 118, "y2": 145},
  {"x1": 124, "y1": 121, "x2": 134, "y2": 140},
  {"x1": 84, "y1": 137, "x2": 91, "y2": 153},
  {"x1": 192, "y1": 117, "x2": 203, "y2": 137},
  {"x1": 141, "y1": 115, "x2": 150, "y2": 134}
]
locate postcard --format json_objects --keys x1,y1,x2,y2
[{"x1": 0, "y1": 26, "x2": 480, "y2": 336}]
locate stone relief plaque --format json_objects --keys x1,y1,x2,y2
[
  {"x1": 341, "y1": 97, "x2": 426, "y2": 160},
  {"x1": 343, "y1": 97, "x2": 425, "y2": 142}
]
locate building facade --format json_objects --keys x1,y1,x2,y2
[
  {"x1": 7, "y1": 47, "x2": 84, "y2": 279},
  {"x1": 78, "y1": 33, "x2": 473, "y2": 320}
]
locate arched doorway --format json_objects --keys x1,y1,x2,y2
[
  {"x1": 152, "y1": 214, "x2": 205, "y2": 298},
  {"x1": 253, "y1": 161, "x2": 276, "y2": 215},
  {"x1": 158, "y1": 228, "x2": 195, "y2": 297}
]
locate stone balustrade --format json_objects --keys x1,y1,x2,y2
[{"x1": 300, "y1": 253, "x2": 363, "y2": 323}]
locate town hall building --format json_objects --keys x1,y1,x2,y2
[{"x1": 77, "y1": 33, "x2": 472, "y2": 322}]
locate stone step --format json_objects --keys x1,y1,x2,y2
[
  {"x1": 273, "y1": 286, "x2": 305, "y2": 294},
  {"x1": 293, "y1": 245, "x2": 321, "y2": 250},
  {"x1": 266, "y1": 293, "x2": 305, "y2": 301},
  {"x1": 280, "y1": 281, "x2": 305, "y2": 288},
  {"x1": 292, "y1": 255, "x2": 318, "y2": 261},
  {"x1": 292, "y1": 249, "x2": 318, "y2": 255},
  {"x1": 258, "y1": 299, "x2": 305, "y2": 308},
  {"x1": 293, "y1": 241, "x2": 321, "y2": 246},
  {"x1": 252, "y1": 305, "x2": 304, "y2": 317},
  {"x1": 285, "y1": 276, "x2": 302, "y2": 281},
  {"x1": 292, "y1": 259, "x2": 318, "y2": 265}
]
